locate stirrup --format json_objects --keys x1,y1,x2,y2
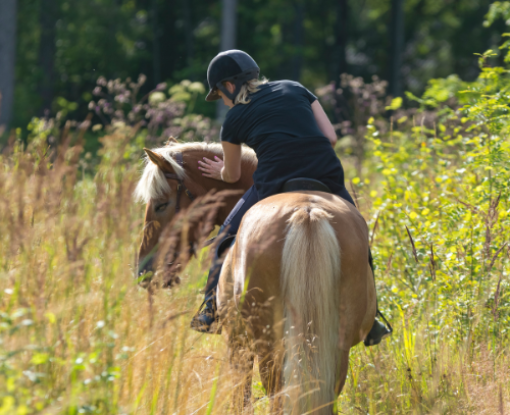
[
  {"x1": 376, "y1": 309, "x2": 393, "y2": 334},
  {"x1": 364, "y1": 309, "x2": 393, "y2": 347}
]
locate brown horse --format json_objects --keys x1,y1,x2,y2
[
  {"x1": 135, "y1": 143, "x2": 376, "y2": 414},
  {"x1": 217, "y1": 192, "x2": 376, "y2": 414},
  {"x1": 134, "y1": 142, "x2": 256, "y2": 285}
]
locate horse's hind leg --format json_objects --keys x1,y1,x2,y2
[
  {"x1": 228, "y1": 330, "x2": 254, "y2": 414},
  {"x1": 334, "y1": 349, "x2": 350, "y2": 396},
  {"x1": 217, "y1": 249, "x2": 253, "y2": 412}
]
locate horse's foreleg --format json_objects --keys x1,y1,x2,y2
[
  {"x1": 228, "y1": 332, "x2": 254, "y2": 415},
  {"x1": 218, "y1": 246, "x2": 254, "y2": 412},
  {"x1": 257, "y1": 348, "x2": 284, "y2": 415}
]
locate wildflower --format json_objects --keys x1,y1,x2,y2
[
  {"x1": 189, "y1": 82, "x2": 206, "y2": 94},
  {"x1": 149, "y1": 92, "x2": 166, "y2": 104}
]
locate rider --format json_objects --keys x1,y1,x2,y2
[{"x1": 190, "y1": 50, "x2": 391, "y2": 346}]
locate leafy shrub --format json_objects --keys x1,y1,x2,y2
[
  {"x1": 340, "y1": 32, "x2": 510, "y2": 413},
  {"x1": 88, "y1": 75, "x2": 218, "y2": 143}
]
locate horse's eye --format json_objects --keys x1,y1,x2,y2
[{"x1": 155, "y1": 202, "x2": 169, "y2": 213}]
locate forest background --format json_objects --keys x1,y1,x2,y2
[{"x1": 0, "y1": 0, "x2": 508, "y2": 132}]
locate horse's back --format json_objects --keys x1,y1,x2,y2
[{"x1": 238, "y1": 192, "x2": 369, "y2": 277}]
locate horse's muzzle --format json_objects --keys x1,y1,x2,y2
[
  {"x1": 136, "y1": 255, "x2": 181, "y2": 289},
  {"x1": 136, "y1": 255, "x2": 154, "y2": 287}
]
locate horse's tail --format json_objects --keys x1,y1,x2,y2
[{"x1": 281, "y1": 206, "x2": 340, "y2": 415}]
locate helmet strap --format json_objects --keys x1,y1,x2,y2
[
  {"x1": 215, "y1": 69, "x2": 260, "y2": 103},
  {"x1": 216, "y1": 79, "x2": 244, "y2": 103}
]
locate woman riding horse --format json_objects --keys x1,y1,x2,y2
[{"x1": 190, "y1": 50, "x2": 390, "y2": 346}]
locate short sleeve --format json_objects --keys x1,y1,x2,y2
[
  {"x1": 220, "y1": 111, "x2": 242, "y2": 145},
  {"x1": 304, "y1": 87, "x2": 317, "y2": 104}
]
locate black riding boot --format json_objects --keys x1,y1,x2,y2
[
  {"x1": 364, "y1": 250, "x2": 392, "y2": 346},
  {"x1": 190, "y1": 234, "x2": 236, "y2": 333},
  {"x1": 190, "y1": 297, "x2": 218, "y2": 333}
]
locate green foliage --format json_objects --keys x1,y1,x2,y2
[
  {"x1": 406, "y1": 74, "x2": 466, "y2": 107},
  {"x1": 338, "y1": 40, "x2": 510, "y2": 412},
  {"x1": 385, "y1": 96, "x2": 403, "y2": 111},
  {"x1": 484, "y1": 1, "x2": 510, "y2": 27},
  {"x1": 168, "y1": 80, "x2": 207, "y2": 114},
  {"x1": 407, "y1": 45, "x2": 510, "y2": 112},
  {"x1": 10, "y1": 0, "x2": 504, "y2": 129},
  {"x1": 54, "y1": 97, "x2": 78, "y2": 119}
]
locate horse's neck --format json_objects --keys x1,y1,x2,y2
[{"x1": 183, "y1": 149, "x2": 256, "y2": 223}]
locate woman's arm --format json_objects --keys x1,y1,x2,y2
[
  {"x1": 220, "y1": 142, "x2": 242, "y2": 182},
  {"x1": 197, "y1": 141, "x2": 242, "y2": 183},
  {"x1": 311, "y1": 100, "x2": 337, "y2": 147}
]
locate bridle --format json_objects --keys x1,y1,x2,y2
[
  {"x1": 163, "y1": 152, "x2": 196, "y2": 213},
  {"x1": 138, "y1": 152, "x2": 198, "y2": 283},
  {"x1": 163, "y1": 152, "x2": 218, "y2": 251}
]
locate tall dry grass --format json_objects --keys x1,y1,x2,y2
[
  {"x1": 0, "y1": 121, "x2": 240, "y2": 415},
  {"x1": 0, "y1": 105, "x2": 509, "y2": 415}
]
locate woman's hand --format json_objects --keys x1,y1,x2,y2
[{"x1": 198, "y1": 156, "x2": 224, "y2": 181}]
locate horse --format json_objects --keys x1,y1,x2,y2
[
  {"x1": 134, "y1": 142, "x2": 257, "y2": 286},
  {"x1": 135, "y1": 143, "x2": 377, "y2": 414}
]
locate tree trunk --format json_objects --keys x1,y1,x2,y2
[
  {"x1": 0, "y1": 0, "x2": 17, "y2": 129},
  {"x1": 38, "y1": 0, "x2": 57, "y2": 115},
  {"x1": 333, "y1": 0, "x2": 349, "y2": 124},
  {"x1": 216, "y1": 0, "x2": 237, "y2": 121},
  {"x1": 220, "y1": 0, "x2": 237, "y2": 52},
  {"x1": 151, "y1": 0, "x2": 161, "y2": 85},
  {"x1": 182, "y1": 0, "x2": 194, "y2": 70},
  {"x1": 333, "y1": 0, "x2": 348, "y2": 89},
  {"x1": 291, "y1": 1, "x2": 304, "y2": 81},
  {"x1": 389, "y1": 0, "x2": 404, "y2": 97}
]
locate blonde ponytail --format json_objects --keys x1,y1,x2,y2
[{"x1": 222, "y1": 78, "x2": 268, "y2": 105}]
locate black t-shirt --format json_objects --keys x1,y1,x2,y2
[{"x1": 221, "y1": 80, "x2": 346, "y2": 199}]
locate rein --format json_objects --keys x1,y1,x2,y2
[{"x1": 163, "y1": 152, "x2": 196, "y2": 213}]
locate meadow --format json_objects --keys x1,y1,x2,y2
[{"x1": 1, "y1": 51, "x2": 510, "y2": 415}]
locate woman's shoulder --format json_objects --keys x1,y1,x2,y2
[
  {"x1": 263, "y1": 80, "x2": 312, "y2": 98},
  {"x1": 269, "y1": 79, "x2": 305, "y2": 89},
  {"x1": 247, "y1": 80, "x2": 304, "y2": 98},
  {"x1": 224, "y1": 103, "x2": 247, "y2": 127},
  {"x1": 224, "y1": 106, "x2": 241, "y2": 123}
]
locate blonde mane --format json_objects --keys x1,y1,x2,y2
[{"x1": 134, "y1": 142, "x2": 257, "y2": 204}]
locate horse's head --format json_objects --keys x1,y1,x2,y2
[
  {"x1": 134, "y1": 142, "x2": 257, "y2": 289},
  {"x1": 134, "y1": 146, "x2": 201, "y2": 287}
]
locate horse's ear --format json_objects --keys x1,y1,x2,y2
[
  {"x1": 144, "y1": 148, "x2": 168, "y2": 171},
  {"x1": 166, "y1": 136, "x2": 178, "y2": 145}
]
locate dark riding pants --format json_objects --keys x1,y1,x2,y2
[{"x1": 204, "y1": 185, "x2": 374, "y2": 302}]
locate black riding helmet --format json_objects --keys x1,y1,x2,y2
[{"x1": 205, "y1": 50, "x2": 260, "y2": 102}]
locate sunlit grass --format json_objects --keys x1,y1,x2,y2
[{"x1": 1, "y1": 103, "x2": 509, "y2": 414}]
